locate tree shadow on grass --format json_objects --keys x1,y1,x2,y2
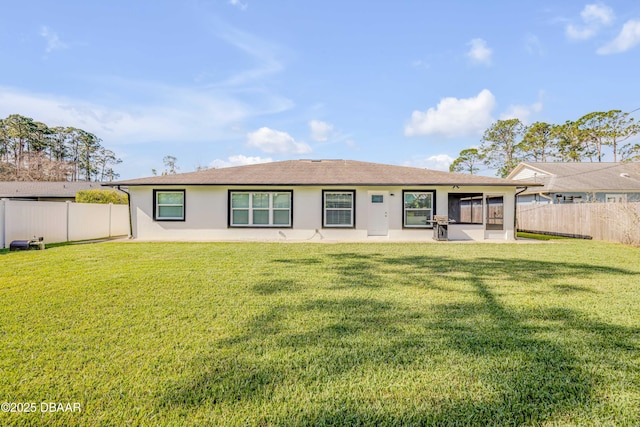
[
  {"x1": 324, "y1": 252, "x2": 387, "y2": 289},
  {"x1": 252, "y1": 279, "x2": 298, "y2": 295},
  {"x1": 161, "y1": 355, "x2": 280, "y2": 407},
  {"x1": 553, "y1": 284, "x2": 595, "y2": 293},
  {"x1": 381, "y1": 255, "x2": 638, "y2": 287},
  {"x1": 419, "y1": 279, "x2": 592, "y2": 425},
  {"x1": 273, "y1": 257, "x2": 323, "y2": 265},
  {"x1": 158, "y1": 253, "x2": 639, "y2": 425}
]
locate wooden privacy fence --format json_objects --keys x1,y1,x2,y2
[
  {"x1": 517, "y1": 202, "x2": 640, "y2": 245},
  {"x1": 0, "y1": 199, "x2": 129, "y2": 249}
]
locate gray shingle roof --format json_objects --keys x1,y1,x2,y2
[
  {"x1": 109, "y1": 159, "x2": 532, "y2": 187},
  {"x1": 509, "y1": 162, "x2": 640, "y2": 193},
  {"x1": 0, "y1": 181, "x2": 107, "y2": 198}
]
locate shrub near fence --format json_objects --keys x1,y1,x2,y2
[
  {"x1": 517, "y1": 202, "x2": 640, "y2": 245},
  {"x1": 0, "y1": 199, "x2": 129, "y2": 249}
]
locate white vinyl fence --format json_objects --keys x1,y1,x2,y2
[
  {"x1": 0, "y1": 199, "x2": 129, "y2": 249},
  {"x1": 517, "y1": 202, "x2": 640, "y2": 245}
]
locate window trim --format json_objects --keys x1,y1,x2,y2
[
  {"x1": 153, "y1": 189, "x2": 185, "y2": 221},
  {"x1": 606, "y1": 194, "x2": 626, "y2": 203},
  {"x1": 402, "y1": 190, "x2": 436, "y2": 229},
  {"x1": 228, "y1": 190, "x2": 293, "y2": 228},
  {"x1": 322, "y1": 190, "x2": 356, "y2": 228}
]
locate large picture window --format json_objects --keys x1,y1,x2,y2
[
  {"x1": 448, "y1": 193, "x2": 483, "y2": 224},
  {"x1": 323, "y1": 190, "x2": 355, "y2": 227},
  {"x1": 230, "y1": 191, "x2": 292, "y2": 227},
  {"x1": 154, "y1": 190, "x2": 185, "y2": 221},
  {"x1": 403, "y1": 191, "x2": 435, "y2": 228}
]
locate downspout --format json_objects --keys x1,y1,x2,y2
[
  {"x1": 117, "y1": 185, "x2": 133, "y2": 239},
  {"x1": 514, "y1": 186, "x2": 528, "y2": 240}
]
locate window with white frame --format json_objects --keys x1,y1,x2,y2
[
  {"x1": 323, "y1": 190, "x2": 355, "y2": 227},
  {"x1": 230, "y1": 191, "x2": 292, "y2": 227},
  {"x1": 606, "y1": 194, "x2": 627, "y2": 203},
  {"x1": 154, "y1": 190, "x2": 185, "y2": 221},
  {"x1": 403, "y1": 191, "x2": 434, "y2": 228}
]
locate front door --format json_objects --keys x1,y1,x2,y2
[{"x1": 368, "y1": 191, "x2": 389, "y2": 236}]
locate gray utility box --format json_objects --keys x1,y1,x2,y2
[{"x1": 433, "y1": 216, "x2": 449, "y2": 241}]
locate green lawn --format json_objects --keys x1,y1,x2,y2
[{"x1": 1, "y1": 241, "x2": 639, "y2": 426}]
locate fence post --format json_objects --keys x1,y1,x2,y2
[
  {"x1": 0, "y1": 199, "x2": 6, "y2": 249},
  {"x1": 66, "y1": 201, "x2": 71, "y2": 242},
  {"x1": 109, "y1": 203, "x2": 113, "y2": 238}
]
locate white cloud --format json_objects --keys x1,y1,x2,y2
[
  {"x1": 466, "y1": 38, "x2": 492, "y2": 65},
  {"x1": 566, "y1": 25, "x2": 597, "y2": 40},
  {"x1": 412, "y1": 60, "x2": 430, "y2": 70},
  {"x1": 247, "y1": 127, "x2": 311, "y2": 154},
  {"x1": 40, "y1": 26, "x2": 68, "y2": 53},
  {"x1": 229, "y1": 0, "x2": 248, "y2": 10},
  {"x1": 210, "y1": 155, "x2": 272, "y2": 168},
  {"x1": 566, "y1": 3, "x2": 615, "y2": 40},
  {"x1": 581, "y1": 3, "x2": 615, "y2": 25},
  {"x1": 216, "y1": 28, "x2": 284, "y2": 87},
  {"x1": 597, "y1": 19, "x2": 640, "y2": 54},
  {"x1": 309, "y1": 120, "x2": 334, "y2": 142},
  {"x1": 404, "y1": 89, "x2": 496, "y2": 138},
  {"x1": 524, "y1": 34, "x2": 545, "y2": 56},
  {"x1": 500, "y1": 98, "x2": 543, "y2": 124},
  {"x1": 0, "y1": 83, "x2": 292, "y2": 146},
  {"x1": 403, "y1": 154, "x2": 454, "y2": 171}
]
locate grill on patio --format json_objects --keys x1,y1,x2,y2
[{"x1": 433, "y1": 216, "x2": 450, "y2": 241}]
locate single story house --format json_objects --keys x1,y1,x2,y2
[
  {"x1": 107, "y1": 159, "x2": 538, "y2": 242},
  {"x1": 0, "y1": 181, "x2": 107, "y2": 202},
  {"x1": 507, "y1": 162, "x2": 640, "y2": 204}
]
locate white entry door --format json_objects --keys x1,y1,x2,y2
[{"x1": 368, "y1": 191, "x2": 389, "y2": 236}]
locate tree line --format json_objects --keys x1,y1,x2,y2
[
  {"x1": 450, "y1": 109, "x2": 640, "y2": 178},
  {"x1": 0, "y1": 114, "x2": 121, "y2": 182}
]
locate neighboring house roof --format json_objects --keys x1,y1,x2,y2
[
  {"x1": 109, "y1": 159, "x2": 535, "y2": 187},
  {"x1": 0, "y1": 181, "x2": 107, "y2": 199},
  {"x1": 507, "y1": 162, "x2": 640, "y2": 194}
]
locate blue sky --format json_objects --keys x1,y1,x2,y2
[{"x1": 1, "y1": 1, "x2": 640, "y2": 179}]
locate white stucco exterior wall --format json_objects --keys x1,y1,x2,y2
[{"x1": 128, "y1": 185, "x2": 517, "y2": 242}]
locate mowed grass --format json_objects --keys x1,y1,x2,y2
[{"x1": 0, "y1": 241, "x2": 639, "y2": 426}]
